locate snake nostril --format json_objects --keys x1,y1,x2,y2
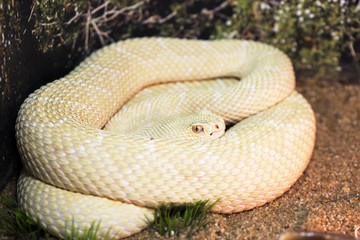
[{"x1": 215, "y1": 124, "x2": 219, "y2": 129}]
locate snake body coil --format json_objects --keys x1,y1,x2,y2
[{"x1": 16, "y1": 38, "x2": 316, "y2": 239}]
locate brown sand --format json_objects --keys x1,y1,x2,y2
[{"x1": 1, "y1": 74, "x2": 359, "y2": 240}]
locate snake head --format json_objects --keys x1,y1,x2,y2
[
  {"x1": 189, "y1": 110, "x2": 225, "y2": 141},
  {"x1": 129, "y1": 109, "x2": 225, "y2": 141}
]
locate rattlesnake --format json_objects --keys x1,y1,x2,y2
[{"x1": 16, "y1": 38, "x2": 316, "y2": 239}]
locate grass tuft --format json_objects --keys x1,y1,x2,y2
[
  {"x1": 146, "y1": 199, "x2": 219, "y2": 238},
  {"x1": 1, "y1": 195, "x2": 217, "y2": 239},
  {"x1": 0, "y1": 195, "x2": 111, "y2": 240},
  {"x1": 65, "y1": 217, "x2": 111, "y2": 240},
  {"x1": 0, "y1": 195, "x2": 50, "y2": 240}
]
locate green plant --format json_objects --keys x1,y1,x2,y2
[
  {"x1": 146, "y1": 199, "x2": 219, "y2": 238},
  {"x1": 0, "y1": 195, "x2": 50, "y2": 240},
  {"x1": 1, "y1": 195, "x2": 220, "y2": 239},
  {"x1": 0, "y1": 195, "x2": 111, "y2": 240},
  {"x1": 18, "y1": 0, "x2": 359, "y2": 76},
  {"x1": 64, "y1": 218, "x2": 110, "y2": 240}
]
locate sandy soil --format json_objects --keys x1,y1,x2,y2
[{"x1": 1, "y1": 73, "x2": 359, "y2": 240}]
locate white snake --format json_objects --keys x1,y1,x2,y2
[{"x1": 15, "y1": 38, "x2": 316, "y2": 239}]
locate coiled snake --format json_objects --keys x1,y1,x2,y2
[{"x1": 15, "y1": 38, "x2": 316, "y2": 239}]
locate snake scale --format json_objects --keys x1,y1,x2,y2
[{"x1": 15, "y1": 38, "x2": 316, "y2": 239}]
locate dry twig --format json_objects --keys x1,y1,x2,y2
[{"x1": 64, "y1": 1, "x2": 145, "y2": 51}]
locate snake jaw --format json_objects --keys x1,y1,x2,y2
[
  {"x1": 209, "y1": 129, "x2": 225, "y2": 138},
  {"x1": 200, "y1": 120, "x2": 226, "y2": 139},
  {"x1": 209, "y1": 122, "x2": 226, "y2": 138}
]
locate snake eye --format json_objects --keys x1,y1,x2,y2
[{"x1": 192, "y1": 125, "x2": 204, "y2": 134}]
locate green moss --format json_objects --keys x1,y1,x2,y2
[
  {"x1": 0, "y1": 196, "x2": 50, "y2": 240},
  {"x1": 1, "y1": 195, "x2": 217, "y2": 239},
  {"x1": 0, "y1": 195, "x2": 111, "y2": 240},
  {"x1": 146, "y1": 199, "x2": 219, "y2": 238}
]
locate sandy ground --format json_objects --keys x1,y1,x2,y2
[{"x1": 1, "y1": 73, "x2": 359, "y2": 240}]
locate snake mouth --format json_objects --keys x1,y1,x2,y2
[
  {"x1": 208, "y1": 122, "x2": 226, "y2": 137},
  {"x1": 210, "y1": 130, "x2": 224, "y2": 137},
  {"x1": 209, "y1": 124, "x2": 225, "y2": 137}
]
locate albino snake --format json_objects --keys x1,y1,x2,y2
[{"x1": 15, "y1": 38, "x2": 316, "y2": 239}]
